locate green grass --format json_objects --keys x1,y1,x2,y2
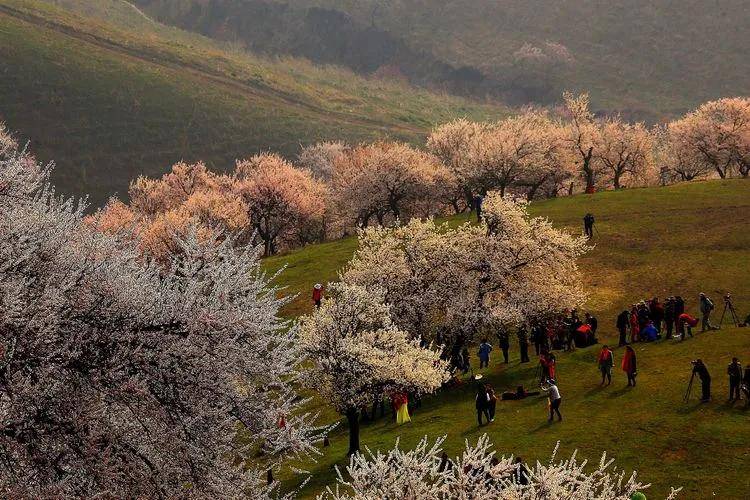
[
  {"x1": 0, "y1": 0, "x2": 505, "y2": 207},
  {"x1": 263, "y1": 179, "x2": 750, "y2": 499}
]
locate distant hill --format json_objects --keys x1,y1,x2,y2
[
  {"x1": 0, "y1": 0, "x2": 504, "y2": 207},
  {"x1": 137, "y1": 0, "x2": 750, "y2": 120}
]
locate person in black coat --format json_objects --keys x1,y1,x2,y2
[
  {"x1": 692, "y1": 359, "x2": 711, "y2": 402},
  {"x1": 518, "y1": 326, "x2": 530, "y2": 363},
  {"x1": 664, "y1": 297, "x2": 675, "y2": 339},
  {"x1": 616, "y1": 310, "x2": 630, "y2": 346},
  {"x1": 475, "y1": 384, "x2": 491, "y2": 425},
  {"x1": 497, "y1": 330, "x2": 510, "y2": 364},
  {"x1": 728, "y1": 357, "x2": 743, "y2": 401}
]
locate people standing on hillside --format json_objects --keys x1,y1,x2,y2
[
  {"x1": 622, "y1": 345, "x2": 637, "y2": 386},
  {"x1": 392, "y1": 392, "x2": 411, "y2": 424},
  {"x1": 518, "y1": 326, "x2": 530, "y2": 363},
  {"x1": 649, "y1": 297, "x2": 664, "y2": 333},
  {"x1": 673, "y1": 295, "x2": 685, "y2": 326},
  {"x1": 583, "y1": 213, "x2": 595, "y2": 238},
  {"x1": 629, "y1": 305, "x2": 640, "y2": 343},
  {"x1": 531, "y1": 322, "x2": 547, "y2": 356},
  {"x1": 475, "y1": 384, "x2": 491, "y2": 425},
  {"x1": 699, "y1": 292, "x2": 717, "y2": 332},
  {"x1": 664, "y1": 297, "x2": 675, "y2": 339},
  {"x1": 637, "y1": 302, "x2": 650, "y2": 331},
  {"x1": 585, "y1": 312, "x2": 598, "y2": 336},
  {"x1": 312, "y1": 283, "x2": 323, "y2": 308},
  {"x1": 539, "y1": 351, "x2": 556, "y2": 383},
  {"x1": 692, "y1": 359, "x2": 711, "y2": 402},
  {"x1": 497, "y1": 330, "x2": 510, "y2": 364},
  {"x1": 478, "y1": 338, "x2": 493, "y2": 368},
  {"x1": 597, "y1": 345, "x2": 614, "y2": 386},
  {"x1": 543, "y1": 379, "x2": 562, "y2": 422},
  {"x1": 728, "y1": 357, "x2": 743, "y2": 402},
  {"x1": 617, "y1": 309, "x2": 630, "y2": 346}
]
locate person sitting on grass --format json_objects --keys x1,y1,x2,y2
[
  {"x1": 597, "y1": 345, "x2": 614, "y2": 386},
  {"x1": 501, "y1": 385, "x2": 541, "y2": 400},
  {"x1": 640, "y1": 321, "x2": 659, "y2": 342}
]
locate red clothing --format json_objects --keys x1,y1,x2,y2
[
  {"x1": 597, "y1": 348, "x2": 613, "y2": 364},
  {"x1": 629, "y1": 312, "x2": 640, "y2": 342},
  {"x1": 540, "y1": 356, "x2": 556, "y2": 379},
  {"x1": 622, "y1": 350, "x2": 636, "y2": 373},
  {"x1": 312, "y1": 287, "x2": 322, "y2": 302},
  {"x1": 576, "y1": 324, "x2": 592, "y2": 335},
  {"x1": 678, "y1": 313, "x2": 699, "y2": 328}
]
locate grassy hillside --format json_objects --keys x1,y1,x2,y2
[
  {"x1": 143, "y1": 0, "x2": 750, "y2": 119},
  {"x1": 263, "y1": 179, "x2": 750, "y2": 498},
  {"x1": 0, "y1": 0, "x2": 504, "y2": 207}
]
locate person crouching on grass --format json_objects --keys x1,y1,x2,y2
[{"x1": 542, "y1": 379, "x2": 562, "y2": 422}]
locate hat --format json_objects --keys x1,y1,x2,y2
[{"x1": 314, "y1": 283, "x2": 322, "y2": 290}]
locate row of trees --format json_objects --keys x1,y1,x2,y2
[{"x1": 89, "y1": 95, "x2": 749, "y2": 258}]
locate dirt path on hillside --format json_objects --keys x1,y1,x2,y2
[{"x1": 0, "y1": 3, "x2": 427, "y2": 137}]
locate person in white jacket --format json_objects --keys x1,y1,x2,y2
[{"x1": 543, "y1": 379, "x2": 562, "y2": 422}]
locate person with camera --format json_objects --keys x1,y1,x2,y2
[
  {"x1": 699, "y1": 292, "x2": 717, "y2": 332},
  {"x1": 542, "y1": 379, "x2": 562, "y2": 422},
  {"x1": 728, "y1": 357, "x2": 743, "y2": 402},
  {"x1": 692, "y1": 359, "x2": 711, "y2": 402}
]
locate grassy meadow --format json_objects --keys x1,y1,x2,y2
[{"x1": 263, "y1": 179, "x2": 750, "y2": 499}]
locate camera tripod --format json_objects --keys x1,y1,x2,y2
[
  {"x1": 683, "y1": 371, "x2": 695, "y2": 403},
  {"x1": 719, "y1": 296, "x2": 741, "y2": 328}
]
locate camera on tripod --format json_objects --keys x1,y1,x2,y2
[{"x1": 718, "y1": 291, "x2": 744, "y2": 328}]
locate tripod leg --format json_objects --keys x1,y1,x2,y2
[
  {"x1": 684, "y1": 373, "x2": 694, "y2": 402},
  {"x1": 718, "y1": 304, "x2": 727, "y2": 328}
]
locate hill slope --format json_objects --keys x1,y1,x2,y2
[
  {"x1": 0, "y1": 0, "x2": 504, "y2": 207},
  {"x1": 263, "y1": 179, "x2": 750, "y2": 498},
  {"x1": 138, "y1": 0, "x2": 750, "y2": 119}
]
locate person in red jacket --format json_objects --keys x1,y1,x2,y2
[
  {"x1": 312, "y1": 283, "x2": 323, "y2": 309},
  {"x1": 678, "y1": 312, "x2": 699, "y2": 340},
  {"x1": 622, "y1": 346, "x2": 637, "y2": 386}
]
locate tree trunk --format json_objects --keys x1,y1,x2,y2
[
  {"x1": 346, "y1": 407, "x2": 360, "y2": 456},
  {"x1": 613, "y1": 172, "x2": 622, "y2": 190}
]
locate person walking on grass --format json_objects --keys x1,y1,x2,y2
[
  {"x1": 543, "y1": 379, "x2": 562, "y2": 422},
  {"x1": 622, "y1": 345, "x2": 637, "y2": 387},
  {"x1": 616, "y1": 309, "x2": 629, "y2": 346},
  {"x1": 475, "y1": 384, "x2": 491, "y2": 426},
  {"x1": 478, "y1": 338, "x2": 493, "y2": 368},
  {"x1": 598, "y1": 345, "x2": 614, "y2": 386},
  {"x1": 699, "y1": 292, "x2": 717, "y2": 332},
  {"x1": 728, "y1": 357, "x2": 743, "y2": 402}
]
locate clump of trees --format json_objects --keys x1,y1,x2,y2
[
  {"x1": 0, "y1": 135, "x2": 327, "y2": 497},
  {"x1": 340, "y1": 193, "x2": 589, "y2": 348}
]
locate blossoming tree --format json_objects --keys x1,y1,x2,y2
[
  {"x1": 297, "y1": 283, "x2": 448, "y2": 456},
  {"x1": 0, "y1": 140, "x2": 326, "y2": 498},
  {"x1": 321, "y1": 435, "x2": 680, "y2": 499},
  {"x1": 342, "y1": 193, "x2": 588, "y2": 347}
]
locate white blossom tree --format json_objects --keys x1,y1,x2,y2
[
  {"x1": 321, "y1": 435, "x2": 681, "y2": 499},
  {"x1": 562, "y1": 92, "x2": 605, "y2": 192},
  {"x1": 342, "y1": 193, "x2": 588, "y2": 347},
  {"x1": 596, "y1": 118, "x2": 656, "y2": 189},
  {"x1": 297, "y1": 283, "x2": 448, "y2": 456},
  {"x1": 0, "y1": 140, "x2": 327, "y2": 498}
]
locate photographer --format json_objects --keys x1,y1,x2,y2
[{"x1": 692, "y1": 359, "x2": 711, "y2": 402}]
